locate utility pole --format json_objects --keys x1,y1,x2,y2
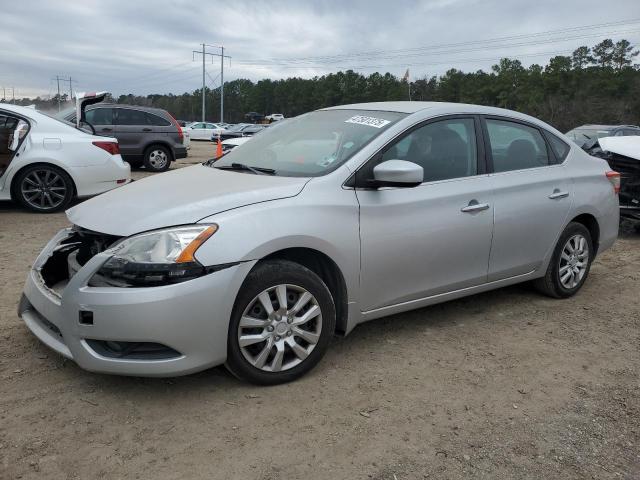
[
  {"x1": 220, "y1": 46, "x2": 224, "y2": 123},
  {"x1": 193, "y1": 44, "x2": 230, "y2": 123},
  {"x1": 53, "y1": 76, "x2": 77, "y2": 111},
  {"x1": 56, "y1": 76, "x2": 61, "y2": 111}
]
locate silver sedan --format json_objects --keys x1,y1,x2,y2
[{"x1": 19, "y1": 102, "x2": 619, "y2": 384}]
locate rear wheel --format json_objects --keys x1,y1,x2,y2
[
  {"x1": 14, "y1": 165, "x2": 74, "y2": 213},
  {"x1": 143, "y1": 145, "x2": 171, "y2": 172},
  {"x1": 226, "y1": 260, "x2": 335, "y2": 385},
  {"x1": 533, "y1": 222, "x2": 593, "y2": 298}
]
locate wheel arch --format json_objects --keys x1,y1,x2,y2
[
  {"x1": 568, "y1": 213, "x2": 600, "y2": 255},
  {"x1": 9, "y1": 161, "x2": 78, "y2": 201},
  {"x1": 257, "y1": 247, "x2": 349, "y2": 335}
]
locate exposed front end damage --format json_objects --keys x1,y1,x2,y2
[
  {"x1": 583, "y1": 136, "x2": 640, "y2": 222},
  {"x1": 19, "y1": 226, "x2": 255, "y2": 376}
]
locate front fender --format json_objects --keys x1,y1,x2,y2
[{"x1": 194, "y1": 186, "x2": 361, "y2": 305}]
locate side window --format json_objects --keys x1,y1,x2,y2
[
  {"x1": 115, "y1": 108, "x2": 150, "y2": 126},
  {"x1": 624, "y1": 129, "x2": 640, "y2": 136},
  {"x1": 544, "y1": 132, "x2": 571, "y2": 163},
  {"x1": 485, "y1": 119, "x2": 550, "y2": 172},
  {"x1": 190, "y1": 122, "x2": 204, "y2": 129},
  {"x1": 146, "y1": 113, "x2": 170, "y2": 126},
  {"x1": 614, "y1": 130, "x2": 624, "y2": 137},
  {"x1": 85, "y1": 108, "x2": 113, "y2": 125},
  {"x1": 381, "y1": 118, "x2": 478, "y2": 182}
]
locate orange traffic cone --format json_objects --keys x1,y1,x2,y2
[{"x1": 215, "y1": 136, "x2": 223, "y2": 159}]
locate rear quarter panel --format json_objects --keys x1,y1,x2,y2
[{"x1": 565, "y1": 148, "x2": 619, "y2": 254}]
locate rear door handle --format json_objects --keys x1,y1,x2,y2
[
  {"x1": 549, "y1": 189, "x2": 569, "y2": 200},
  {"x1": 101, "y1": 128, "x2": 113, "y2": 132},
  {"x1": 142, "y1": 128, "x2": 152, "y2": 132},
  {"x1": 461, "y1": 201, "x2": 490, "y2": 213}
]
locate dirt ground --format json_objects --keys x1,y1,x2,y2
[{"x1": 1, "y1": 141, "x2": 639, "y2": 479}]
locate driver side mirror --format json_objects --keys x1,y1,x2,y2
[{"x1": 372, "y1": 160, "x2": 423, "y2": 188}]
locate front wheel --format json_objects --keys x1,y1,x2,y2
[
  {"x1": 143, "y1": 145, "x2": 171, "y2": 172},
  {"x1": 226, "y1": 260, "x2": 336, "y2": 385},
  {"x1": 533, "y1": 222, "x2": 594, "y2": 298}
]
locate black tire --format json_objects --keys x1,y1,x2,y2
[
  {"x1": 143, "y1": 145, "x2": 171, "y2": 172},
  {"x1": 125, "y1": 158, "x2": 143, "y2": 169},
  {"x1": 226, "y1": 260, "x2": 336, "y2": 385},
  {"x1": 533, "y1": 222, "x2": 594, "y2": 298},
  {"x1": 13, "y1": 164, "x2": 74, "y2": 213}
]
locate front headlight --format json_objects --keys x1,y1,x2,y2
[{"x1": 91, "y1": 225, "x2": 217, "y2": 287}]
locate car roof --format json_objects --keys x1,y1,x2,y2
[
  {"x1": 321, "y1": 101, "x2": 562, "y2": 132},
  {"x1": 0, "y1": 103, "x2": 40, "y2": 116}
]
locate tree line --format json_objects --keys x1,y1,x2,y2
[{"x1": 8, "y1": 39, "x2": 640, "y2": 133}]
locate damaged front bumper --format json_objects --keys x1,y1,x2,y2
[{"x1": 19, "y1": 228, "x2": 255, "y2": 377}]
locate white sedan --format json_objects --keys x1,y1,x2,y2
[
  {"x1": 187, "y1": 122, "x2": 226, "y2": 140},
  {"x1": 0, "y1": 102, "x2": 130, "y2": 212},
  {"x1": 220, "y1": 136, "x2": 251, "y2": 154}
]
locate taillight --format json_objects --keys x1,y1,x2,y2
[
  {"x1": 92, "y1": 141, "x2": 120, "y2": 155},
  {"x1": 168, "y1": 113, "x2": 183, "y2": 141},
  {"x1": 606, "y1": 171, "x2": 621, "y2": 194}
]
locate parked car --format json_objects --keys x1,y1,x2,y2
[
  {"x1": 216, "y1": 124, "x2": 267, "y2": 141},
  {"x1": 187, "y1": 122, "x2": 228, "y2": 140},
  {"x1": 581, "y1": 135, "x2": 640, "y2": 226},
  {"x1": 0, "y1": 96, "x2": 130, "y2": 213},
  {"x1": 244, "y1": 111, "x2": 265, "y2": 123},
  {"x1": 566, "y1": 124, "x2": 640, "y2": 148},
  {"x1": 266, "y1": 113, "x2": 285, "y2": 122},
  {"x1": 221, "y1": 136, "x2": 251, "y2": 154},
  {"x1": 181, "y1": 126, "x2": 191, "y2": 150},
  {"x1": 19, "y1": 101, "x2": 619, "y2": 384},
  {"x1": 64, "y1": 104, "x2": 186, "y2": 172}
]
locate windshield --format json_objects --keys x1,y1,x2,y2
[
  {"x1": 211, "y1": 109, "x2": 406, "y2": 177},
  {"x1": 566, "y1": 127, "x2": 613, "y2": 145}
]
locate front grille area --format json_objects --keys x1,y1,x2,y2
[
  {"x1": 39, "y1": 227, "x2": 122, "y2": 291},
  {"x1": 85, "y1": 340, "x2": 181, "y2": 360}
]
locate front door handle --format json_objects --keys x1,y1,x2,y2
[
  {"x1": 142, "y1": 128, "x2": 152, "y2": 132},
  {"x1": 461, "y1": 200, "x2": 490, "y2": 213},
  {"x1": 101, "y1": 128, "x2": 113, "y2": 132},
  {"x1": 549, "y1": 189, "x2": 569, "y2": 200}
]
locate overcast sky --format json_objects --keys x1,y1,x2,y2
[{"x1": 1, "y1": 0, "x2": 639, "y2": 99}]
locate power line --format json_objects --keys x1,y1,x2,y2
[{"x1": 238, "y1": 18, "x2": 640, "y2": 66}]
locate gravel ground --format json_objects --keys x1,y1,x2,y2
[{"x1": 1, "y1": 142, "x2": 639, "y2": 479}]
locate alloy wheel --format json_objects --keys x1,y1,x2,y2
[
  {"x1": 20, "y1": 169, "x2": 67, "y2": 210},
  {"x1": 148, "y1": 149, "x2": 168, "y2": 170},
  {"x1": 558, "y1": 234, "x2": 589, "y2": 289},
  {"x1": 238, "y1": 284, "x2": 323, "y2": 373}
]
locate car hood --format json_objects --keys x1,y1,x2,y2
[
  {"x1": 598, "y1": 136, "x2": 640, "y2": 161},
  {"x1": 67, "y1": 164, "x2": 310, "y2": 236}
]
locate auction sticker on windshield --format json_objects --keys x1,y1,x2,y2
[{"x1": 345, "y1": 115, "x2": 391, "y2": 128}]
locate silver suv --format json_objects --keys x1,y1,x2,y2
[{"x1": 66, "y1": 105, "x2": 186, "y2": 172}]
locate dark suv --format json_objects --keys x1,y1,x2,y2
[{"x1": 66, "y1": 105, "x2": 186, "y2": 172}]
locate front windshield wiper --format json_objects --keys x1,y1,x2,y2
[
  {"x1": 582, "y1": 133, "x2": 592, "y2": 139},
  {"x1": 214, "y1": 163, "x2": 276, "y2": 175}
]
